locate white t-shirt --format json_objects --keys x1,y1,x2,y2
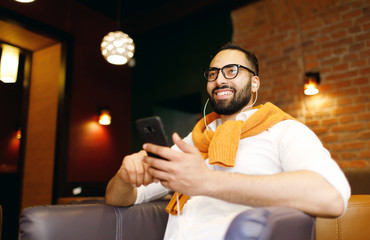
[{"x1": 134, "y1": 109, "x2": 351, "y2": 240}]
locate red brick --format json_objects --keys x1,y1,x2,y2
[
  {"x1": 342, "y1": 9, "x2": 363, "y2": 20},
  {"x1": 322, "y1": 13, "x2": 340, "y2": 25},
  {"x1": 330, "y1": 88, "x2": 359, "y2": 98},
  {"x1": 333, "y1": 104, "x2": 366, "y2": 115},
  {"x1": 364, "y1": 22, "x2": 370, "y2": 31},
  {"x1": 316, "y1": 50, "x2": 332, "y2": 59},
  {"x1": 305, "y1": 61, "x2": 319, "y2": 70},
  {"x1": 306, "y1": 120, "x2": 320, "y2": 127},
  {"x1": 354, "y1": 77, "x2": 369, "y2": 85},
  {"x1": 357, "y1": 112, "x2": 370, "y2": 121},
  {"x1": 319, "y1": 83, "x2": 335, "y2": 92},
  {"x1": 332, "y1": 142, "x2": 365, "y2": 151},
  {"x1": 321, "y1": 21, "x2": 351, "y2": 34},
  {"x1": 351, "y1": 59, "x2": 367, "y2": 68},
  {"x1": 339, "y1": 116, "x2": 355, "y2": 123},
  {"x1": 349, "y1": 42, "x2": 365, "y2": 52},
  {"x1": 311, "y1": 126, "x2": 329, "y2": 135},
  {"x1": 301, "y1": 18, "x2": 323, "y2": 31},
  {"x1": 349, "y1": 25, "x2": 362, "y2": 34},
  {"x1": 358, "y1": 17, "x2": 370, "y2": 28},
  {"x1": 337, "y1": 97, "x2": 352, "y2": 105},
  {"x1": 332, "y1": 123, "x2": 365, "y2": 132},
  {"x1": 358, "y1": 130, "x2": 370, "y2": 139},
  {"x1": 359, "y1": 49, "x2": 370, "y2": 58},
  {"x1": 359, "y1": 151, "x2": 370, "y2": 158},
  {"x1": 322, "y1": 135, "x2": 339, "y2": 143},
  {"x1": 354, "y1": 95, "x2": 369, "y2": 103},
  {"x1": 336, "y1": 80, "x2": 352, "y2": 88},
  {"x1": 321, "y1": 57, "x2": 341, "y2": 67},
  {"x1": 336, "y1": 160, "x2": 369, "y2": 167},
  {"x1": 342, "y1": 53, "x2": 359, "y2": 62},
  {"x1": 332, "y1": 63, "x2": 349, "y2": 71},
  {"x1": 322, "y1": 118, "x2": 337, "y2": 125},
  {"x1": 360, "y1": 86, "x2": 370, "y2": 94},
  {"x1": 359, "y1": 67, "x2": 370, "y2": 75},
  {"x1": 326, "y1": 70, "x2": 358, "y2": 81},
  {"x1": 322, "y1": 37, "x2": 353, "y2": 50},
  {"x1": 331, "y1": 30, "x2": 347, "y2": 39},
  {"x1": 340, "y1": 152, "x2": 358, "y2": 159},
  {"x1": 333, "y1": 47, "x2": 347, "y2": 55}
]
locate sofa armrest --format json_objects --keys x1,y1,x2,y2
[
  {"x1": 225, "y1": 207, "x2": 315, "y2": 240},
  {"x1": 316, "y1": 195, "x2": 370, "y2": 240},
  {"x1": 19, "y1": 200, "x2": 169, "y2": 240}
]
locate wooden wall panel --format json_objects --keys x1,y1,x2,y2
[{"x1": 21, "y1": 43, "x2": 61, "y2": 209}]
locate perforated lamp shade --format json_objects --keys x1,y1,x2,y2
[{"x1": 100, "y1": 31, "x2": 135, "y2": 65}]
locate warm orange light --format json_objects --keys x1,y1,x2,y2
[
  {"x1": 304, "y1": 72, "x2": 320, "y2": 96},
  {"x1": 98, "y1": 109, "x2": 111, "y2": 125},
  {"x1": 0, "y1": 44, "x2": 20, "y2": 83},
  {"x1": 304, "y1": 78, "x2": 319, "y2": 95},
  {"x1": 16, "y1": 129, "x2": 22, "y2": 140}
]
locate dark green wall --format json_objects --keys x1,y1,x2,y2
[{"x1": 131, "y1": 11, "x2": 232, "y2": 151}]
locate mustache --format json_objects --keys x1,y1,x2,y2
[{"x1": 212, "y1": 85, "x2": 236, "y2": 95}]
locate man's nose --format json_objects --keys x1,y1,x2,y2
[{"x1": 214, "y1": 71, "x2": 227, "y2": 85}]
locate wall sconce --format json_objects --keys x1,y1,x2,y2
[
  {"x1": 98, "y1": 109, "x2": 111, "y2": 125},
  {"x1": 0, "y1": 44, "x2": 20, "y2": 83},
  {"x1": 16, "y1": 128, "x2": 22, "y2": 140},
  {"x1": 304, "y1": 72, "x2": 320, "y2": 96}
]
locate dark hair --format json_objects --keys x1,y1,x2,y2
[{"x1": 211, "y1": 42, "x2": 259, "y2": 76}]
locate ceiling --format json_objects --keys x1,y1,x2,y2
[{"x1": 77, "y1": 0, "x2": 255, "y2": 35}]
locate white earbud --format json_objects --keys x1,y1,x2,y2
[{"x1": 253, "y1": 83, "x2": 258, "y2": 87}]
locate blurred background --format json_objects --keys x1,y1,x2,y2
[{"x1": 0, "y1": 0, "x2": 369, "y2": 239}]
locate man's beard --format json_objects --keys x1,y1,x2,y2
[{"x1": 208, "y1": 81, "x2": 252, "y2": 115}]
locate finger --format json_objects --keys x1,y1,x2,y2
[
  {"x1": 143, "y1": 163, "x2": 154, "y2": 185},
  {"x1": 147, "y1": 165, "x2": 169, "y2": 182},
  {"x1": 143, "y1": 143, "x2": 172, "y2": 160},
  {"x1": 124, "y1": 151, "x2": 147, "y2": 186},
  {"x1": 172, "y1": 132, "x2": 199, "y2": 154},
  {"x1": 132, "y1": 157, "x2": 145, "y2": 186},
  {"x1": 123, "y1": 156, "x2": 138, "y2": 186},
  {"x1": 143, "y1": 155, "x2": 170, "y2": 172}
]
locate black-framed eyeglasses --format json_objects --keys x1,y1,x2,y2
[{"x1": 203, "y1": 64, "x2": 256, "y2": 82}]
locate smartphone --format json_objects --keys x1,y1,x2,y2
[{"x1": 135, "y1": 116, "x2": 170, "y2": 159}]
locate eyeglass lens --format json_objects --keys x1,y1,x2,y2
[{"x1": 206, "y1": 64, "x2": 239, "y2": 81}]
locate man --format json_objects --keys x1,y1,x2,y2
[{"x1": 105, "y1": 42, "x2": 350, "y2": 239}]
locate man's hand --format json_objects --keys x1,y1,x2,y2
[
  {"x1": 143, "y1": 132, "x2": 212, "y2": 196},
  {"x1": 105, "y1": 150, "x2": 154, "y2": 206},
  {"x1": 117, "y1": 150, "x2": 154, "y2": 187}
]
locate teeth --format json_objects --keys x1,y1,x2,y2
[{"x1": 216, "y1": 91, "x2": 232, "y2": 96}]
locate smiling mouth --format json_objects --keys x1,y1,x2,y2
[
  {"x1": 216, "y1": 91, "x2": 232, "y2": 96},
  {"x1": 213, "y1": 85, "x2": 235, "y2": 98}
]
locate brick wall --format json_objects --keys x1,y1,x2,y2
[{"x1": 232, "y1": 0, "x2": 370, "y2": 165}]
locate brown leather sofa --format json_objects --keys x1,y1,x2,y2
[
  {"x1": 316, "y1": 195, "x2": 370, "y2": 240},
  {"x1": 18, "y1": 167, "x2": 370, "y2": 240},
  {"x1": 315, "y1": 166, "x2": 370, "y2": 240}
]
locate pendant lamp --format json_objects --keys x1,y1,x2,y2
[{"x1": 100, "y1": 0, "x2": 135, "y2": 65}]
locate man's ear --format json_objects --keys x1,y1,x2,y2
[{"x1": 251, "y1": 76, "x2": 260, "y2": 92}]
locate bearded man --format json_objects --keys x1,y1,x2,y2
[{"x1": 105, "y1": 42, "x2": 350, "y2": 240}]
